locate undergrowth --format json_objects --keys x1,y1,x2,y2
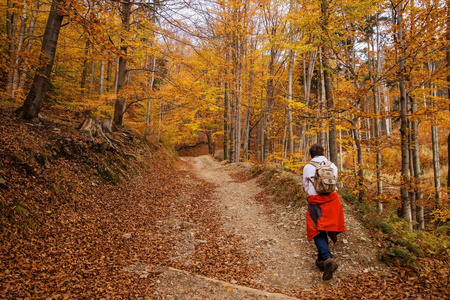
[
  {"x1": 342, "y1": 192, "x2": 450, "y2": 283},
  {"x1": 251, "y1": 164, "x2": 306, "y2": 205},
  {"x1": 251, "y1": 162, "x2": 450, "y2": 286}
]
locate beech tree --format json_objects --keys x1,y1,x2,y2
[{"x1": 17, "y1": 0, "x2": 64, "y2": 122}]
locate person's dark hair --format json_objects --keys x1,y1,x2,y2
[{"x1": 309, "y1": 144, "x2": 324, "y2": 158}]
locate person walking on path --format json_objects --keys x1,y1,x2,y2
[{"x1": 302, "y1": 144, "x2": 346, "y2": 280}]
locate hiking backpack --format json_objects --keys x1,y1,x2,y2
[{"x1": 308, "y1": 160, "x2": 337, "y2": 194}]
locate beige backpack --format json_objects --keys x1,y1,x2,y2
[{"x1": 308, "y1": 160, "x2": 337, "y2": 194}]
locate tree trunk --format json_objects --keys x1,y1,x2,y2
[
  {"x1": 263, "y1": 48, "x2": 276, "y2": 162},
  {"x1": 6, "y1": 0, "x2": 18, "y2": 96},
  {"x1": 229, "y1": 78, "x2": 236, "y2": 163},
  {"x1": 431, "y1": 116, "x2": 441, "y2": 201},
  {"x1": 243, "y1": 57, "x2": 254, "y2": 160},
  {"x1": 106, "y1": 59, "x2": 112, "y2": 93},
  {"x1": 260, "y1": 91, "x2": 265, "y2": 162},
  {"x1": 113, "y1": 0, "x2": 131, "y2": 127},
  {"x1": 287, "y1": 48, "x2": 294, "y2": 158},
  {"x1": 81, "y1": 40, "x2": 90, "y2": 95},
  {"x1": 447, "y1": 0, "x2": 450, "y2": 193},
  {"x1": 318, "y1": 52, "x2": 326, "y2": 147},
  {"x1": 17, "y1": 0, "x2": 64, "y2": 122},
  {"x1": 234, "y1": 57, "x2": 242, "y2": 163},
  {"x1": 99, "y1": 60, "x2": 105, "y2": 95},
  {"x1": 397, "y1": 5, "x2": 412, "y2": 229},
  {"x1": 145, "y1": 55, "x2": 156, "y2": 124},
  {"x1": 373, "y1": 16, "x2": 383, "y2": 211},
  {"x1": 19, "y1": 0, "x2": 39, "y2": 90},
  {"x1": 204, "y1": 131, "x2": 216, "y2": 155},
  {"x1": 320, "y1": 0, "x2": 338, "y2": 165},
  {"x1": 410, "y1": 96, "x2": 424, "y2": 229},
  {"x1": 302, "y1": 50, "x2": 316, "y2": 154},
  {"x1": 408, "y1": 121, "x2": 416, "y2": 225},
  {"x1": 11, "y1": 0, "x2": 28, "y2": 98},
  {"x1": 88, "y1": 60, "x2": 95, "y2": 95},
  {"x1": 223, "y1": 81, "x2": 229, "y2": 161}
]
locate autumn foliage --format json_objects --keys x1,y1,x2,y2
[{"x1": 1, "y1": 0, "x2": 450, "y2": 297}]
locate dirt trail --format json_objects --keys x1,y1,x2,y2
[{"x1": 153, "y1": 155, "x2": 388, "y2": 299}]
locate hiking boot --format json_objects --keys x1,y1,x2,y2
[
  {"x1": 322, "y1": 258, "x2": 338, "y2": 281},
  {"x1": 315, "y1": 259, "x2": 325, "y2": 271}
]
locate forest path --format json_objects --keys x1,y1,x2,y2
[{"x1": 153, "y1": 155, "x2": 388, "y2": 299}]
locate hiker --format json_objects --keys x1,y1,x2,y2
[{"x1": 302, "y1": 144, "x2": 346, "y2": 280}]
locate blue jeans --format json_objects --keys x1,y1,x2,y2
[{"x1": 314, "y1": 231, "x2": 331, "y2": 261}]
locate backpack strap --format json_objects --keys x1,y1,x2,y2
[
  {"x1": 308, "y1": 160, "x2": 331, "y2": 168},
  {"x1": 306, "y1": 161, "x2": 321, "y2": 184}
]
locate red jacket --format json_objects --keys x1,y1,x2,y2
[{"x1": 306, "y1": 191, "x2": 346, "y2": 241}]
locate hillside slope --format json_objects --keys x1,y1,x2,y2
[{"x1": 1, "y1": 108, "x2": 448, "y2": 299}]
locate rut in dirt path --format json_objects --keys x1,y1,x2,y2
[{"x1": 178, "y1": 156, "x2": 388, "y2": 293}]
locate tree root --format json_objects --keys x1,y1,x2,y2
[{"x1": 79, "y1": 118, "x2": 118, "y2": 152}]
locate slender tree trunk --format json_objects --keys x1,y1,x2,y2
[
  {"x1": 376, "y1": 44, "x2": 384, "y2": 212},
  {"x1": 373, "y1": 17, "x2": 383, "y2": 211},
  {"x1": 431, "y1": 112, "x2": 441, "y2": 201},
  {"x1": 88, "y1": 60, "x2": 95, "y2": 95},
  {"x1": 397, "y1": 5, "x2": 412, "y2": 229},
  {"x1": 99, "y1": 60, "x2": 105, "y2": 95},
  {"x1": 235, "y1": 90, "x2": 241, "y2": 163},
  {"x1": 243, "y1": 61, "x2": 253, "y2": 160},
  {"x1": 106, "y1": 59, "x2": 112, "y2": 93},
  {"x1": 428, "y1": 61, "x2": 441, "y2": 203},
  {"x1": 302, "y1": 50, "x2": 316, "y2": 154},
  {"x1": 7, "y1": 0, "x2": 18, "y2": 96},
  {"x1": 17, "y1": 0, "x2": 64, "y2": 121},
  {"x1": 234, "y1": 46, "x2": 242, "y2": 163},
  {"x1": 243, "y1": 108, "x2": 250, "y2": 160},
  {"x1": 81, "y1": 40, "x2": 90, "y2": 95},
  {"x1": 408, "y1": 121, "x2": 416, "y2": 225},
  {"x1": 229, "y1": 87, "x2": 235, "y2": 163},
  {"x1": 351, "y1": 119, "x2": 364, "y2": 202},
  {"x1": 263, "y1": 48, "x2": 276, "y2": 162},
  {"x1": 11, "y1": 0, "x2": 28, "y2": 98},
  {"x1": 260, "y1": 90, "x2": 265, "y2": 162},
  {"x1": 304, "y1": 51, "x2": 316, "y2": 106},
  {"x1": 287, "y1": 48, "x2": 294, "y2": 158},
  {"x1": 447, "y1": 0, "x2": 450, "y2": 192},
  {"x1": 223, "y1": 81, "x2": 229, "y2": 161},
  {"x1": 20, "y1": 0, "x2": 39, "y2": 90},
  {"x1": 411, "y1": 96, "x2": 424, "y2": 229},
  {"x1": 145, "y1": 56, "x2": 156, "y2": 124},
  {"x1": 319, "y1": 52, "x2": 326, "y2": 147},
  {"x1": 145, "y1": 1, "x2": 157, "y2": 125}
]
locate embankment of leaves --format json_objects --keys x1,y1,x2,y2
[{"x1": 0, "y1": 107, "x2": 174, "y2": 232}]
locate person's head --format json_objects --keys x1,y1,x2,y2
[{"x1": 309, "y1": 144, "x2": 324, "y2": 158}]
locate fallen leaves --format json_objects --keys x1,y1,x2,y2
[{"x1": 0, "y1": 108, "x2": 259, "y2": 298}]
